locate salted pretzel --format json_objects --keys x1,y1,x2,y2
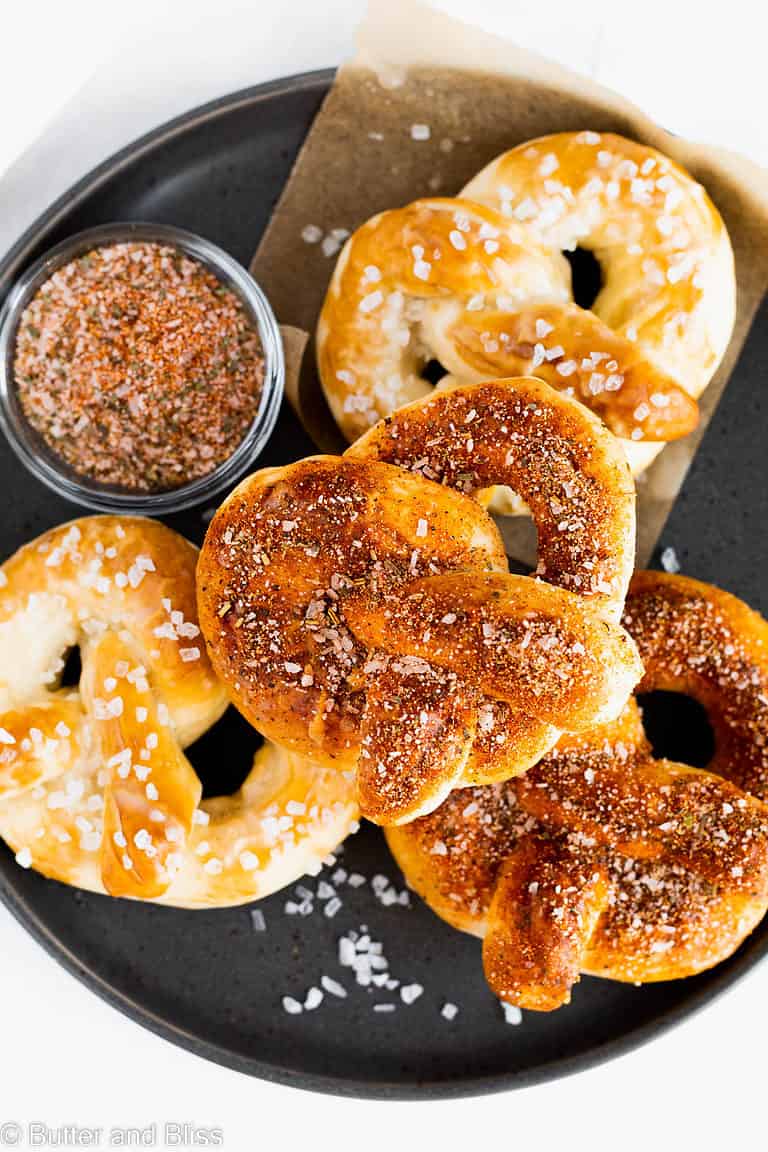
[
  {"x1": 197, "y1": 377, "x2": 641, "y2": 825},
  {"x1": 0, "y1": 517, "x2": 357, "y2": 906},
  {"x1": 317, "y1": 132, "x2": 734, "y2": 509},
  {"x1": 387, "y1": 572, "x2": 768, "y2": 1009}
]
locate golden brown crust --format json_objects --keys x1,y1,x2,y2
[
  {"x1": 624, "y1": 571, "x2": 768, "y2": 799},
  {"x1": 387, "y1": 572, "x2": 768, "y2": 1008},
  {"x1": 345, "y1": 571, "x2": 640, "y2": 729},
  {"x1": 198, "y1": 379, "x2": 640, "y2": 823},
  {"x1": 0, "y1": 516, "x2": 357, "y2": 905},
  {"x1": 348, "y1": 376, "x2": 636, "y2": 618},
  {"x1": 462, "y1": 133, "x2": 735, "y2": 449},
  {"x1": 358, "y1": 658, "x2": 477, "y2": 824},
  {"x1": 317, "y1": 133, "x2": 735, "y2": 495},
  {"x1": 484, "y1": 839, "x2": 611, "y2": 1012},
  {"x1": 196, "y1": 454, "x2": 506, "y2": 765},
  {"x1": 446, "y1": 304, "x2": 698, "y2": 441}
]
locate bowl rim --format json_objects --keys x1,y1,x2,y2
[{"x1": 0, "y1": 220, "x2": 285, "y2": 514}]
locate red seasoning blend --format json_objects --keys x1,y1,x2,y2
[{"x1": 13, "y1": 242, "x2": 265, "y2": 491}]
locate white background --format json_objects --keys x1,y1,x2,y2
[{"x1": 0, "y1": 2, "x2": 766, "y2": 1148}]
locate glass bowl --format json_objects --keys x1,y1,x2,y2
[{"x1": 0, "y1": 222, "x2": 285, "y2": 514}]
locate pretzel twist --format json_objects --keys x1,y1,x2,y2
[
  {"x1": 387, "y1": 572, "x2": 768, "y2": 1009},
  {"x1": 198, "y1": 378, "x2": 642, "y2": 825},
  {"x1": 0, "y1": 517, "x2": 357, "y2": 906},
  {"x1": 317, "y1": 132, "x2": 734, "y2": 511}
]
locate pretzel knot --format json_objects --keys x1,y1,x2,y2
[
  {"x1": 198, "y1": 378, "x2": 642, "y2": 825},
  {"x1": 387, "y1": 572, "x2": 768, "y2": 1010},
  {"x1": 317, "y1": 132, "x2": 734, "y2": 510},
  {"x1": 0, "y1": 517, "x2": 357, "y2": 906}
]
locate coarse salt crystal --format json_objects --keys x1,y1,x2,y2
[
  {"x1": 544, "y1": 344, "x2": 564, "y2": 361},
  {"x1": 660, "y1": 546, "x2": 680, "y2": 574},
  {"x1": 304, "y1": 986, "x2": 323, "y2": 1011},
  {"x1": 556, "y1": 360, "x2": 577, "y2": 377},
  {"x1": 339, "y1": 937, "x2": 357, "y2": 966},
  {"x1": 359, "y1": 290, "x2": 384, "y2": 313},
  {"x1": 321, "y1": 975, "x2": 347, "y2": 998},
  {"x1": 502, "y1": 1002, "x2": 523, "y2": 1025},
  {"x1": 539, "y1": 153, "x2": 559, "y2": 177}
]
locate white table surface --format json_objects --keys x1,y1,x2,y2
[{"x1": 1, "y1": 2, "x2": 765, "y2": 1147}]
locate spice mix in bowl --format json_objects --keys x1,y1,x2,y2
[{"x1": 0, "y1": 223, "x2": 284, "y2": 513}]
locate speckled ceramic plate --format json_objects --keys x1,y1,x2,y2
[{"x1": 0, "y1": 71, "x2": 766, "y2": 1099}]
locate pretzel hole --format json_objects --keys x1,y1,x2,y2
[
  {"x1": 422, "y1": 358, "x2": 448, "y2": 386},
  {"x1": 564, "y1": 248, "x2": 603, "y2": 310},
  {"x1": 493, "y1": 517, "x2": 538, "y2": 576},
  {"x1": 185, "y1": 707, "x2": 263, "y2": 798},
  {"x1": 637, "y1": 690, "x2": 715, "y2": 770},
  {"x1": 59, "y1": 645, "x2": 82, "y2": 688}
]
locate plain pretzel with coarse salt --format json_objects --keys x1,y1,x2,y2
[
  {"x1": 0, "y1": 517, "x2": 358, "y2": 905},
  {"x1": 317, "y1": 132, "x2": 735, "y2": 512},
  {"x1": 197, "y1": 377, "x2": 642, "y2": 826}
]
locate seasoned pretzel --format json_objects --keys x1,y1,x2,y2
[
  {"x1": 198, "y1": 378, "x2": 641, "y2": 825},
  {"x1": 317, "y1": 133, "x2": 734, "y2": 510},
  {"x1": 347, "y1": 376, "x2": 636, "y2": 620},
  {"x1": 387, "y1": 572, "x2": 768, "y2": 1009},
  {"x1": 0, "y1": 517, "x2": 357, "y2": 906}
]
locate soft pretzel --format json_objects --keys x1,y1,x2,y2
[
  {"x1": 461, "y1": 131, "x2": 735, "y2": 482},
  {"x1": 317, "y1": 133, "x2": 734, "y2": 508},
  {"x1": 386, "y1": 572, "x2": 768, "y2": 1009},
  {"x1": 0, "y1": 517, "x2": 357, "y2": 906},
  {"x1": 347, "y1": 376, "x2": 636, "y2": 621},
  {"x1": 197, "y1": 378, "x2": 641, "y2": 825}
]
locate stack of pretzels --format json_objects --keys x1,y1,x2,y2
[{"x1": 3, "y1": 130, "x2": 765, "y2": 1017}]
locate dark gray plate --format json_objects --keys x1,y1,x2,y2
[{"x1": 0, "y1": 71, "x2": 766, "y2": 1100}]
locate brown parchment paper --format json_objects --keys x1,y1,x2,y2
[
  {"x1": 253, "y1": 0, "x2": 768, "y2": 566},
  {"x1": 279, "y1": 324, "x2": 309, "y2": 413}
]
